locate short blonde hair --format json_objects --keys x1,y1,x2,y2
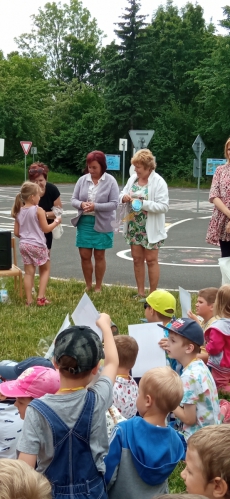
[
  {"x1": 0, "y1": 459, "x2": 51, "y2": 499},
  {"x1": 214, "y1": 284, "x2": 230, "y2": 318},
  {"x1": 188, "y1": 425, "x2": 230, "y2": 488},
  {"x1": 131, "y1": 149, "x2": 156, "y2": 171},
  {"x1": 141, "y1": 366, "x2": 183, "y2": 413},
  {"x1": 224, "y1": 137, "x2": 230, "y2": 160}
]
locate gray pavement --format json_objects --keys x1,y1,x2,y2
[{"x1": 0, "y1": 184, "x2": 221, "y2": 291}]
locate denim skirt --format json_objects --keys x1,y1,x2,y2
[{"x1": 76, "y1": 215, "x2": 113, "y2": 250}]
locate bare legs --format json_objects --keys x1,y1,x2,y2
[
  {"x1": 94, "y1": 249, "x2": 106, "y2": 292},
  {"x1": 24, "y1": 264, "x2": 36, "y2": 304},
  {"x1": 79, "y1": 248, "x2": 106, "y2": 291},
  {"x1": 38, "y1": 261, "x2": 50, "y2": 298},
  {"x1": 131, "y1": 245, "x2": 146, "y2": 296},
  {"x1": 131, "y1": 245, "x2": 159, "y2": 295}
]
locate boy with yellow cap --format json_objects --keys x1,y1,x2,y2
[{"x1": 142, "y1": 289, "x2": 181, "y2": 373}]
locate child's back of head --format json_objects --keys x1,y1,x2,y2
[
  {"x1": 140, "y1": 366, "x2": 184, "y2": 415},
  {"x1": 114, "y1": 335, "x2": 139, "y2": 370},
  {"x1": 0, "y1": 459, "x2": 51, "y2": 499},
  {"x1": 180, "y1": 424, "x2": 230, "y2": 499}
]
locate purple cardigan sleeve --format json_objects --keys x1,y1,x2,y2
[
  {"x1": 94, "y1": 177, "x2": 119, "y2": 212},
  {"x1": 71, "y1": 178, "x2": 87, "y2": 209}
]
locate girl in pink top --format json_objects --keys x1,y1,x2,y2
[
  {"x1": 11, "y1": 182, "x2": 61, "y2": 306},
  {"x1": 205, "y1": 284, "x2": 230, "y2": 392}
]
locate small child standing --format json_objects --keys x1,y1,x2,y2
[
  {"x1": 205, "y1": 284, "x2": 230, "y2": 392},
  {"x1": 105, "y1": 366, "x2": 185, "y2": 499},
  {"x1": 181, "y1": 424, "x2": 230, "y2": 499},
  {"x1": 11, "y1": 181, "x2": 61, "y2": 306},
  {"x1": 113, "y1": 335, "x2": 139, "y2": 418},
  {"x1": 17, "y1": 314, "x2": 119, "y2": 499},
  {"x1": 159, "y1": 318, "x2": 220, "y2": 446}
]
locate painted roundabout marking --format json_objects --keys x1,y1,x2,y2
[{"x1": 117, "y1": 217, "x2": 220, "y2": 267}]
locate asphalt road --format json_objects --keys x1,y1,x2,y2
[{"x1": 0, "y1": 184, "x2": 221, "y2": 291}]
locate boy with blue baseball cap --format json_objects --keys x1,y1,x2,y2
[{"x1": 158, "y1": 318, "x2": 220, "y2": 447}]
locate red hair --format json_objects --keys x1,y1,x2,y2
[
  {"x1": 28, "y1": 162, "x2": 49, "y2": 181},
  {"x1": 85, "y1": 151, "x2": 107, "y2": 175}
]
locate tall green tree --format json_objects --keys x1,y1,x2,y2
[
  {"x1": 15, "y1": 0, "x2": 103, "y2": 82},
  {"x1": 103, "y1": 0, "x2": 151, "y2": 138}
]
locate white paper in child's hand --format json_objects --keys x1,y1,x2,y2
[
  {"x1": 44, "y1": 314, "x2": 71, "y2": 359},
  {"x1": 71, "y1": 293, "x2": 101, "y2": 339},
  {"x1": 128, "y1": 323, "x2": 166, "y2": 378},
  {"x1": 179, "y1": 286, "x2": 191, "y2": 318}
]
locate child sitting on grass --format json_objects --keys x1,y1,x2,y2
[
  {"x1": 188, "y1": 287, "x2": 218, "y2": 363},
  {"x1": 143, "y1": 289, "x2": 181, "y2": 373},
  {"x1": 18, "y1": 314, "x2": 119, "y2": 499},
  {"x1": 105, "y1": 366, "x2": 185, "y2": 499},
  {"x1": 181, "y1": 424, "x2": 230, "y2": 499},
  {"x1": 0, "y1": 459, "x2": 51, "y2": 499},
  {"x1": 159, "y1": 318, "x2": 220, "y2": 447},
  {"x1": 113, "y1": 335, "x2": 139, "y2": 418}
]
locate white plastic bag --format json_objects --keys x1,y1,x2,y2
[
  {"x1": 52, "y1": 223, "x2": 64, "y2": 239},
  {"x1": 52, "y1": 206, "x2": 63, "y2": 240},
  {"x1": 218, "y1": 257, "x2": 230, "y2": 284}
]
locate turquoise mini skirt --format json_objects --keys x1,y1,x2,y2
[{"x1": 76, "y1": 215, "x2": 114, "y2": 250}]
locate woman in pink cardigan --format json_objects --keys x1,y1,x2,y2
[{"x1": 71, "y1": 151, "x2": 119, "y2": 292}]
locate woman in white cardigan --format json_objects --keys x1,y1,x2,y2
[{"x1": 120, "y1": 149, "x2": 169, "y2": 297}]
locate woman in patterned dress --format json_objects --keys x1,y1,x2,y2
[
  {"x1": 120, "y1": 149, "x2": 169, "y2": 297},
  {"x1": 206, "y1": 138, "x2": 230, "y2": 256}
]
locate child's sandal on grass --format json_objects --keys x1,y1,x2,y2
[{"x1": 37, "y1": 297, "x2": 51, "y2": 306}]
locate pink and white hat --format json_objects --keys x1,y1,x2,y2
[{"x1": 0, "y1": 365, "x2": 60, "y2": 398}]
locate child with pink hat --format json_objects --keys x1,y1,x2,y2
[{"x1": 0, "y1": 366, "x2": 60, "y2": 419}]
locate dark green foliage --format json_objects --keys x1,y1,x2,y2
[{"x1": 1, "y1": 0, "x2": 230, "y2": 178}]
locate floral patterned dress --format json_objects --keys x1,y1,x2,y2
[
  {"x1": 125, "y1": 182, "x2": 164, "y2": 250},
  {"x1": 206, "y1": 164, "x2": 230, "y2": 245}
]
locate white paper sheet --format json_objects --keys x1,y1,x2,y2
[
  {"x1": 128, "y1": 323, "x2": 166, "y2": 378},
  {"x1": 179, "y1": 286, "x2": 191, "y2": 318},
  {"x1": 71, "y1": 293, "x2": 101, "y2": 339},
  {"x1": 44, "y1": 314, "x2": 71, "y2": 360}
]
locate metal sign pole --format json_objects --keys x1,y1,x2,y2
[
  {"x1": 24, "y1": 154, "x2": 27, "y2": 181},
  {"x1": 197, "y1": 142, "x2": 201, "y2": 213},
  {"x1": 122, "y1": 141, "x2": 126, "y2": 188}
]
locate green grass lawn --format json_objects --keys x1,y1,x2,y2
[
  {"x1": 0, "y1": 279, "x2": 217, "y2": 492},
  {"x1": 0, "y1": 162, "x2": 212, "y2": 188},
  {"x1": 0, "y1": 163, "x2": 77, "y2": 185}
]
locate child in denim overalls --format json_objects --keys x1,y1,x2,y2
[{"x1": 17, "y1": 314, "x2": 119, "y2": 499}]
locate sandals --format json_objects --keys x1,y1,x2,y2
[{"x1": 37, "y1": 297, "x2": 51, "y2": 306}]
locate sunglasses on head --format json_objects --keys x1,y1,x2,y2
[{"x1": 29, "y1": 168, "x2": 45, "y2": 175}]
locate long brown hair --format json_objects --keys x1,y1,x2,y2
[{"x1": 11, "y1": 182, "x2": 39, "y2": 219}]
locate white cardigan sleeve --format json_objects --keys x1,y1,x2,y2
[{"x1": 142, "y1": 177, "x2": 169, "y2": 214}]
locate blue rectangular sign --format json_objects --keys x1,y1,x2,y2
[
  {"x1": 206, "y1": 158, "x2": 226, "y2": 175},
  {"x1": 105, "y1": 154, "x2": 120, "y2": 171}
]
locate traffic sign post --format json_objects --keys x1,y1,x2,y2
[
  {"x1": 192, "y1": 135, "x2": 205, "y2": 213},
  {"x1": 31, "y1": 146, "x2": 37, "y2": 163},
  {"x1": 128, "y1": 130, "x2": 154, "y2": 151},
  {"x1": 119, "y1": 138, "x2": 127, "y2": 188},
  {"x1": 0, "y1": 138, "x2": 5, "y2": 156},
  {"x1": 20, "y1": 141, "x2": 32, "y2": 180}
]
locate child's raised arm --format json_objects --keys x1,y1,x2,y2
[
  {"x1": 96, "y1": 313, "x2": 119, "y2": 384},
  {"x1": 37, "y1": 207, "x2": 61, "y2": 233}
]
